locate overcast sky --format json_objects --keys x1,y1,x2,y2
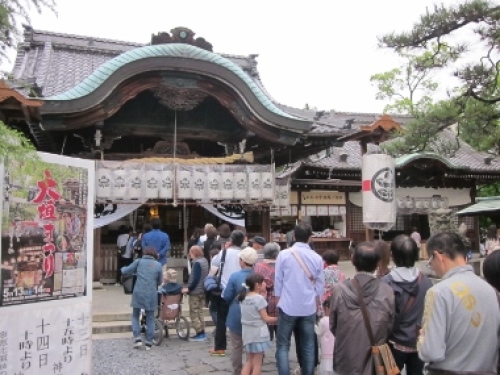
[{"x1": 13, "y1": 0, "x2": 469, "y2": 113}]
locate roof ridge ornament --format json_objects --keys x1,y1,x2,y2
[{"x1": 151, "y1": 27, "x2": 213, "y2": 51}]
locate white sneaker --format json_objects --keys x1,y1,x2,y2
[
  {"x1": 145, "y1": 344, "x2": 152, "y2": 351},
  {"x1": 133, "y1": 340, "x2": 142, "y2": 349}
]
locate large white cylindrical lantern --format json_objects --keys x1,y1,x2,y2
[
  {"x1": 362, "y1": 154, "x2": 396, "y2": 231},
  {"x1": 96, "y1": 166, "x2": 112, "y2": 199},
  {"x1": 145, "y1": 165, "x2": 160, "y2": 199},
  {"x1": 220, "y1": 169, "x2": 234, "y2": 200},
  {"x1": 177, "y1": 166, "x2": 192, "y2": 199},
  {"x1": 207, "y1": 168, "x2": 221, "y2": 200},
  {"x1": 192, "y1": 167, "x2": 206, "y2": 201},
  {"x1": 159, "y1": 166, "x2": 174, "y2": 199},
  {"x1": 234, "y1": 169, "x2": 247, "y2": 200}
]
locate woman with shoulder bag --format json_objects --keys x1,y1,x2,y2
[{"x1": 121, "y1": 246, "x2": 162, "y2": 351}]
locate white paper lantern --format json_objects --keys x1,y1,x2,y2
[
  {"x1": 96, "y1": 167, "x2": 112, "y2": 199},
  {"x1": 362, "y1": 154, "x2": 396, "y2": 231},
  {"x1": 128, "y1": 167, "x2": 143, "y2": 199},
  {"x1": 145, "y1": 168, "x2": 160, "y2": 199},
  {"x1": 234, "y1": 172, "x2": 247, "y2": 200},
  {"x1": 192, "y1": 168, "x2": 206, "y2": 201},
  {"x1": 220, "y1": 171, "x2": 234, "y2": 200},
  {"x1": 112, "y1": 169, "x2": 127, "y2": 199},
  {"x1": 248, "y1": 170, "x2": 261, "y2": 200},
  {"x1": 207, "y1": 170, "x2": 221, "y2": 200},
  {"x1": 261, "y1": 171, "x2": 274, "y2": 200},
  {"x1": 159, "y1": 167, "x2": 174, "y2": 199},
  {"x1": 177, "y1": 168, "x2": 192, "y2": 199},
  {"x1": 278, "y1": 183, "x2": 290, "y2": 207}
]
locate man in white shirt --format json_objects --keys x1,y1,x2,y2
[
  {"x1": 199, "y1": 223, "x2": 214, "y2": 246},
  {"x1": 208, "y1": 230, "x2": 244, "y2": 356}
]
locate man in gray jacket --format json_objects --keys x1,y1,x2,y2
[
  {"x1": 330, "y1": 242, "x2": 395, "y2": 375},
  {"x1": 418, "y1": 232, "x2": 499, "y2": 374},
  {"x1": 382, "y1": 235, "x2": 432, "y2": 375}
]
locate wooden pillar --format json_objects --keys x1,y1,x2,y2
[
  {"x1": 93, "y1": 228, "x2": 101, "y2": 282},
  {"x1": 262, "y1": 207, "x2": 271, "y2": 242}
]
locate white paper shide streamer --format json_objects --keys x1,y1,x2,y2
[{"x1": 362, "y1": 154, "x2": 396, "y2": 231}]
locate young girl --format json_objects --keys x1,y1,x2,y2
[
  {"x1": 316, "y1": 299, "x2": 335, "y2": 375},
  {"x1": 238, "y1": 273, "x2": 278, "y2": 375}
]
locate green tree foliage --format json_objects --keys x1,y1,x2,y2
[
  {"x1": 0, "y1": 120, "x2": 37, "y2": 159},
  {"x1": 375, "y1": 0, "x2": 500, "y2": 155},
  {"x1": 0, "y1": 0, "x2": 56, "y2": 161},
  {"x1": 0, "y1": 0, "x2": 56, "y2": 61}
]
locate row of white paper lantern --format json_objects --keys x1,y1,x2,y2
[{"x1": 95, "y1": 165, "x2": 275, "y2": 201}]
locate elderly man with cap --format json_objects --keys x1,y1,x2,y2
[
  {"x1": 223, "y1": 247, "x2": 259, "y2": 375},
  {"x1": 251, "y1": 236, "x2": 267, "y2": 262}
]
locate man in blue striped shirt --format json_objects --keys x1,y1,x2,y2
[
  {"x1": 141, "y1": 217, "x2": 170, "y2": 271},
  {"x1": 274, "y1": 222, "x2": 324, "y2": 375}
]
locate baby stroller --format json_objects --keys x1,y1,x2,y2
[{"x1": 159, "y1": 292, "x2": 190, "y2": 341}]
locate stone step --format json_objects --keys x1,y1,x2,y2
[
  {"x1": 92, "y1": 316, "x2": 215, "y2": 335},
  {"x1": 93, "y1": 307, "x2": 211, "y2": 323}
]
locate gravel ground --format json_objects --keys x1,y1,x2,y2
[{"x1": 92, "y1": 335, "x2": 294, "y2": 375}]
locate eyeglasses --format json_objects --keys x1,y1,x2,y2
[{"x1": 426, "y1": 253, "x2": 434, "y2": 269}]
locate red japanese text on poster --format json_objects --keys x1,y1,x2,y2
[{"x1": 0, "y1": 152, "x2": 94, "y2": 375}]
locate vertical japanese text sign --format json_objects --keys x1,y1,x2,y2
[{"x1": 0, "y1": 152, "x2": 94, "y2": 375}]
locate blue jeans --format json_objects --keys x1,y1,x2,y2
[
  {"x1": 275, "y1": 309, "x2": 316, "y2": 375},
  {"x1": 132, "y1": 308, "x2": 155, "y2": 344}
]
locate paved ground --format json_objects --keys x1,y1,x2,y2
[
  {"x1": 92, "y1": 331, "x2": 298, "y2": 375},
  {"x1": 91, "y1": 258, "x2": 474, "y2": 374}
]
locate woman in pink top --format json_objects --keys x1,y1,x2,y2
[{"x1": 322, "y1": 251, "x2": 345, "y2": 301}]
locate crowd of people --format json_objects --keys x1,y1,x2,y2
[{"x1": 119, "y1": 218, "x2": 500, "y2": 375}]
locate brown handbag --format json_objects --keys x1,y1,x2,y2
[{"x1": 353, "y1": 278, "x2": 400, "y2": 375}]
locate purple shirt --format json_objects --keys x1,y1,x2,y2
[{"x1": 275, "y1": 242, "x2": 325, "y2": 316}]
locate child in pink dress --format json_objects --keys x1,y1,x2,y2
[{"x1": 316, "y1": 299, "x2": 336, "y2": 375}]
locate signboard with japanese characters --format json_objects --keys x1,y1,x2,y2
[{"x1": 0, "y1": 152, "x2": 93, "y2": 374}]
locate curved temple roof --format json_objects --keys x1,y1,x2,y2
[{"x1": 46, "y1": 43, "x2": 299, "y2": 121}]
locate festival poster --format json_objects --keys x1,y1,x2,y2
[{"x1": 0, "y1": 152, "x2": 93, "y2": 375}]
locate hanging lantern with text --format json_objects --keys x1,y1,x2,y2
[{"x1": 362, "y1": 154, "x2": 396, "y2": 231}]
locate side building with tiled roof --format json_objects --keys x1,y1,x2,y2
[{"x1": 274, "y1": 129, "x2": 500, "y2": 255}]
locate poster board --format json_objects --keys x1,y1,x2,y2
[{"x1": 0, "y1": 152, "x2": 94, "y2": 375}]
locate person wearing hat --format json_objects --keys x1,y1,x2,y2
[
  {"x1": 222, "y1": 247, "x2": 258, "y2": 375},
  {"x1": 251, "y1": 236, "x2": 267, "y2": 262}
]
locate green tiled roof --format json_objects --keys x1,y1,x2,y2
[
  {"x1": 45, "y1": 43, "x2": 298, "y2": 120},
  {"x1": 456, "y1": 196, "x2": 500, "y2": 216},
  {"x1": 395, "y1": 152, "x2": 464, "y2": 170}
]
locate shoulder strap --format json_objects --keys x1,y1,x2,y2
[
  {"x1": 290, "y1": 248, "x2": 314, "y2": 283},
  {"x1": 216, "y1": 249, "x2": 227, "y2": 286},
  {"x1": 402, "y1": 272, "x2": 422, "y2": 314},
  {"x1": 352, "y1": 277, "x2": 376, "y2": 346}
]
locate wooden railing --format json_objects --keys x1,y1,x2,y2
[{"x1": 99, "y1": 243, "x2": 185, "y2": 284}]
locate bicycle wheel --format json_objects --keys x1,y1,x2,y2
[
  {"x1": 176, "y1": 316, "x2": 190, "y2": 340},
  {"x1": 153, "y1": 319, "x2": 164, "y2": 346}
]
